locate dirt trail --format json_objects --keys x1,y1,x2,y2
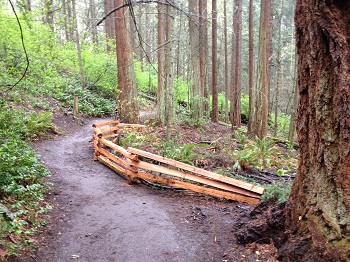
[{"x1": 27, "y1": 118, "x2": 263, "y2": 262}]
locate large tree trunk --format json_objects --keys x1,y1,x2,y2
[
  {"x1": 253, "y1": 0, "x2": 270, "y2": 139},
  {"x1": 280, "y1": 1, "x2": 350, "y2": 260},
  {"x1": 114, "y1": 0, "x2": 139, "y2": 123}
]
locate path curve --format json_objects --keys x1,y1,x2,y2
[
  {"x1": 33, "y1": 118, "x2": 204, "y2": 262},
  {"x1": 28, "y1": 118, "x2": 258, "y2": 262}
]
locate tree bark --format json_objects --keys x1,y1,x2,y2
[
  {"x1": 72, "y1": 0, "x2": 86, "y2": 88},
  {"x1": 232, "y1": 0, "x2": 242, "y2": 128},
  {"x1": 114, "y1": 0, "x2": 139, "y2": 123},
  {"x1": 254, "y1": 0, "x2": 271, "y2": 139},
  {"x1": 189, "y1": 0, "x2": 203, "y2": 122},
  {"x1": 104, "y1": 0, "x2": 116, "y2": 51},
  {"x1": 90, "y1": 0, "x2": 98, "y2": 45},
  {"x1": 273, "y1": 0, "x2": 284, "y2": 137},
  {"x1": 157, "y1": 2, "x2": 166, "y2": 124},
  {"x1": 211, "y1": 0, "x2": 218, "y2": 123},
  {"x1": 280, "y1": 1, "x2": 350, "y2": 260},
  {"x1": 247, "y1": 0, "x2": 254, "y2": 132},
  {"x1": 224, "y1": 0, "x2": 229, "y2": 123},
  {"x1": 199, "y1": 0, "x2": 208, "y2": 115}
]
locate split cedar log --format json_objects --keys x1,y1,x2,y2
[
  {"x1": 126, "y1": 158, "x2": 261, "y2": 199},
  {"x1": 117, "y1": 123, "x2": 146, "y2": 128},
  {"x1": 92, "y1": 120, "x2": 119, "y2": 127},
  {"x1": 127, "y1": 147, "x2": 264, "y2": 195},
  {"x1": 94, "y1": 126, "x2": 103, "y2": 138},
  {"x1": 97, "y1": 155, "x2": 139, "y2": 183},
  {"x1": 95, "y1": 146, "x2": 137, "y2": 173},
  {"x1": 99, "y1": 138, "x2": 139, "y2": 161},
  {"x1": 134, "y1": 170, "x2": 260, "y2": 204},
  {"x1": 99, "y1": 126, "x2": 120, "y2": 134}
]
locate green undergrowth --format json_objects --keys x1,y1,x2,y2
[
  {"x1": 0, "y1": 100, "x2": 53, "y2": 259},
  {"x1": 120, "y1": 121, "x2": 296, "y2": 204}
]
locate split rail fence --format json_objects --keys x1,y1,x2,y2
[{"x1": 92, "y1": 120, "x2": 265, "y2": 204}]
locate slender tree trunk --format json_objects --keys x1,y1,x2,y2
[
  {"x1": 273, "y1": 0, "x2": 284, "y2": 137},
  {"x1": 72, "y1": 0, "x2": 86, "y2": 88},
  {"x1": 189, "y1": 0, "x2": 203, "y2": 122},
  {"x1": 199, "y1": 0, "x2": 208, "y2": 116},
  {"x1": 114, "y1": 0, "x2": 139, "y2": 123},
  {"x1": 67, "y1": 0, "x2": 74, "y2": 41},
  {"x1": 62, "y1": 0, "x2": 69, "y2": 41},
  {"x1": 104, "y1": 0, "x2": 116, "y2": 51},
  {"x1": 279, "y1": 1, "x2": 350, "y2": 261},
  {"x1": 164, "y1": 3, "x2": 175, "y2": 137},
  {"x1": 45, "y1": 0, "x2": 54, "y2": 31},
  {"x1": 248, "y1": 0, "x2": 254, "y2": 132},
  {"x1": 90, "y1": 0, "x2": 98, "y2": 45},
  {"x1": 211, "y1": 0, "x2": 218, "y2": 123},
  {"x1": 224, "y1": 0, "x2": 229, "y2": 123},
  {"x1": 232, "y1": 0, "x2": 242, "y2": 128},
  {"x1": 157, "y1": 2, "x2": 166, "y2": 124},
  {"x1": 145, "y1": 4, "x2": 151, "y2": 63}
]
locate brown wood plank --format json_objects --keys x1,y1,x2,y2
[
  {"x1": 117, "y1": 123, "x2": 146, "y2": 128},
  {"x1": 94, "y1": 126, "x2": 103, "y2": 138},
  {"x1": 92, "y1": 120, "x2": 120, "y2": 127},
  {"x1": 135, "y1": 171, "x2": 260, "y2": 204},
  {"x1": 96, "y1": 147, "x2": 139, "y2": 172},
  {"x1": 100, "y1": 126, "x2": 120, "y2": 134},
  {"x1": 97, "y1": 155, "x2": 126, "y2": 177},
  {"x1": 127, "y1": 147, "x2": 264, "y2": 195},
  {"x1": 99, "y1": 138, "x2": 139, "y2": 161},
  {"x1": 126, "y1": 159, "x2": 261, "y2": 199}
]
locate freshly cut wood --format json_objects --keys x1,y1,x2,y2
[
  {"x1": 97, "y1": 155, "x2": 126, "y2": 177},
  {"x1": 97, "y1": 155, "x2": 139, "y2": 183},
  {"x1": 126, "y1": 158, "x2": 261, "y2": 199},
  {"x1": 94, "y1": 126, "x2": 103, "y2": 138},
  {"x1": 99, "y1": 138, "x2": 139, "y2": 161},
  {"x1": 96, "y1": 146, "x2": 138, "y2": 172},
  {"x1": 127, "y1": 147, "x2": 264, "y2": 195},
  {"x1": 135, "y1": 171, "x2": 260, "y2": 204},
  {"x1": 100, "y1": 126, "x2": 120, "y2": 134},
  {"x1": 117, "y1": 123, "x2": 146, "y2": 129},
  {"x1": 92, "y1": 120, "x2": 119, "y2": 127}
]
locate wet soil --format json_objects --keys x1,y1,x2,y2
[{"x1": 15, "y1": 116, "x2": 278, "y2": 262}]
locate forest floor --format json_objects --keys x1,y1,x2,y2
[{"x1": 11, "y1": 111, "x2": 293, "y2": 262}]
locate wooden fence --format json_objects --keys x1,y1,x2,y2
[{"x1": 92, "y1": 120, "x2": 265, "y2": 204}]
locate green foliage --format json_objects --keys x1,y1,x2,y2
[
  {"x1": 175, "y1": 77, "x2": 189, "y2": 104},
  {"x1": 0, "y1": 9, "x2": 118, "y2": 117},
  {"x1": 156, "y1": 139, "x2": 198, "y2": 165},
  {"x1": 234, "y1": 130, "x2": 248, "y2": 144},
  {"x1": 262, "y1": 181, "x2": 292, "y2": 203},
  {"x1": 269, "y1": 113, "x2": 291, "y2": 137},
  {"x1": 233, "y1": 136, "x2": 279, "y2": 170},
  {"x1": 135, "y1": 62, "x2": 157, "y2": 95},
  {"x1": 0, "y1": 101, "x2": 51, "y2": 257}
]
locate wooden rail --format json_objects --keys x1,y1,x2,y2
[{"x1": 92, "y1": 120, "x2": 264, "y2": 204}]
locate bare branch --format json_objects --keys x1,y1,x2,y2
[
  {"x1": 6, "y1": 0, "x2": 30, "y2": 92},
  {"x1": 96, "y1": 0, "x2": 189, "y2": 27}
]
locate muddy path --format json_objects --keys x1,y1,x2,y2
[{"x1": 23, "y1": 118, "x2": 270, "y2": 262}]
